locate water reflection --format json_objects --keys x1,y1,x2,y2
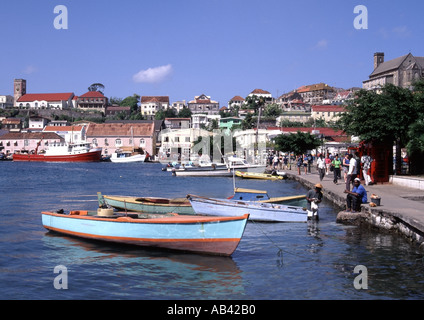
[{"x1": 41, "y1": 231, "x2": 245, "y2": 299}]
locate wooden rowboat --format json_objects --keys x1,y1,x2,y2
[
  {"x1": 41, "y1": 210, "x2": 249, "y2": 256},
  {"x1": 235, "y1": 171, "x2": 284, "y2": 180},
  {"x1": 98, "y1": 192, "x2": 195, "y2": 215}
]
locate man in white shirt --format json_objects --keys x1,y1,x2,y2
[
  {"x1": 345, "y1": 154, "x2": 357, "y2": 191},
  {"x1": 316, "y1": 154, "x2": 326, "y2": 181}
]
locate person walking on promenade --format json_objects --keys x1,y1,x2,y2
[
  {"x1": 345, "y1": 154, "x2": 357, "y2": 191},
  {"x1": 297, "y1": 155, "x2": 303, "y2": 175},
  {"x1": 272, "y1": 154, "x2": 279, "y2": 170},
  {"x1": 283, "y1": 155, "x2": 288, "y2": 170},
  {"x1": 303, "y1": 154, "x2": 308, "y2": 174},
  {"x1": 325, "y1": 154, "x2": 332, "y2": 175},
  {"x1": 331, "y1": 154, "x2": 342, "y2": 184},
  {"x1": 361, "y1": 152, "x2": 373, "y2": 186},
  {"x1": 342, "y1": 154, "x2": 350, "y2": 182},
  {"x1": 317, "y1": 154, "x2": 326, "y2": 181},
  {"x1": 306, "y1": 183, "x2": 323, "y2": 220},
  {"x1": 344, "y1": 178, "x2": 367, "y2": 212}
]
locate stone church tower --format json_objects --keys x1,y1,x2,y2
[{"x1": 14, "y1": 79, "x2": 27, "y2": 105}]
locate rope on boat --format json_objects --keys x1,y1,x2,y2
[{"x1": 250, "y1": 220, "x2": 309, "y2": 263}]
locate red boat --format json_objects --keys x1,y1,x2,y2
[{"x1": 13, "y1": 142, "x2": 102, "y2": 162}]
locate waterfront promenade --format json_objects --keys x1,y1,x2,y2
[{"x1": 282, "y1": 166, "x2": 424, "y2": 248}]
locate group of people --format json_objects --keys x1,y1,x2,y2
[
  {"x1": 306, "y1": 151, "x2": 374, "y2": 216},
  {"x1": 314, "y1": 152, "x2": 374, "y2": 187}
]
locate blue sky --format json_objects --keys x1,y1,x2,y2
[{"x1": 1, "y1": 0, "x2": 423, "y2": 106}]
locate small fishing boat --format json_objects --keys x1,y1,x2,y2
[
  {"x1": 172, "y1": 166, "x2": 234, "y2": 177},
  {"x1": 229, "y1": 188, "x2": 306, "y2": 205},
  {"x1": 187, "y1": 194, "x2": 309, "y2": 223},
  {"x1": 110, "y1": 149, "x2": 146, "y2": 163},
  {"x1": 13, "y1": 141, "x2": 102, "y2": 162},
  {"x1": 235, "y1": 171, "x2": 284, "y2": 180},
  {"x1": 98, "y1": 192, "x2": 195, "y2": 215},
  {"x1": 41, "y1": 209, "x2": 249, "y2": 256}
]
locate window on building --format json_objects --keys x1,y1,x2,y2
[{"x1": 115, "y1": 139, "x2": 122, "y2": 147}]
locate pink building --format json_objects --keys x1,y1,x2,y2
[
  {"x1": 86, "y1": 123, "x2": 155, "y2": 156},
  {"x1": 0, "y1": 132, "x2": 64, "y2": 155}
]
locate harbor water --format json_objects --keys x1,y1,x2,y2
[{"x1": 1, "y1": 161, "x2": 424, "y2": 300}]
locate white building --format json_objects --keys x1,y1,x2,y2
[
  {"x1": 28, "y1": 116, "x2": 50, "y2": 132},
  {"x1": 159, "y1": 128, "x2": 213, "y2": 163},
  {"x1": 140, "y1": 96, "x2": 170, "y2": 119},
  {"x1": 43, "y1": 125, "x2": 86, "y2": 144},
  {"x1": 247, "y1": 89, "x2": 273, "y2": 103},
  {"x1": 191, "y1": 114, "x2": 221, "y2": 129},
  {"x1": 15, "y1": 93, "x2": 74, "y2": 109}
]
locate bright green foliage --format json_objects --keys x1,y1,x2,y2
[{"x1": 273, "y1": 131, "x2": 321, "y2": 155}]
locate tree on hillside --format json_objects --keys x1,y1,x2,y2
[
  {"x1": 244, "y1": 95, "x2": 266, "y2": 114},
  {"x1": 121, "y1": 94, "x2": 140, "y2": 113},
  {"x1": 88, "y1": 83, "x2": 105, "y2": 94},
  {"x1": 273, "y1": 131, "x2": 320, "y2": 156}
]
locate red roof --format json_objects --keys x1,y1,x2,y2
[
  {"x1": 312, "y1": 105, "x2": 346, "y2": 112},
  {"x1": 43, "y1": 126, "x2": 83, "y2": 132},
  {"x1": 267, "y1": 127, "x2": 346, "y2": 137},
  {"x1": 141, "y1": 96, "x2": 169, "y2": 103},
  {"x1": 79, "y1": 91, "x2": 106, "y2": 98},
  {"x1": 17, "y1": 93, "x2": 74, "y2": 102},
  {"x1": 251, "y1": 89, "x2": 271, "y2": 95}
]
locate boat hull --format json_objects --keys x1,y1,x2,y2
[
  {"x1": 188, "y1": 195, "x2": 308, "y2": 223},
  {"x1": 235, "y1": 171, "x2": 284, "y2": 180},
  {"x1": 41, "y1": 211, "x2": 249, "y2": 256},
  {"x1": 110, "y1": 154, "x2": 146, "y2": 163},
  {"x1": 13, "y1": 149, "x2": 102, "y2": 162},
  {"x1": 174, "y1": 169, "x2": 234, "y2": 177},
  {"x1": 102, "y1": 195, "x2": 195, "y2": 215}
]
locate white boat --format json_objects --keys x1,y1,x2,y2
[
  {"x1": 172, "y1": 156, "x2": 265, "y2": 177},
  {"x1": 173, "y1": 167, "x2": 235, "y2": 177},
  {"x1": 226, "y1": 156, "x2": 266, "y2": 173},
  {"x1": 187, "y1": 194, "x2": 309, "y2": 222},
  {"x1": 110, "y1": 149, "x2": 146, "y2": 163}
]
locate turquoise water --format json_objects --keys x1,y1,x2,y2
[{"x1": 0, "y1": 162, "x2": 423, "y2": 300}]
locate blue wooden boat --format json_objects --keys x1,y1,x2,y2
[{"x1": 41, "y1": 209, "x2": 249, "y2": 256}]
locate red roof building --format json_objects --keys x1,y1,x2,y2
[
  {"x1": 16, "y1": 93, "x2": 74, "y2": 109},
  {"x1": 76, "y1": 91, "x2": 108, "y2": 113}
]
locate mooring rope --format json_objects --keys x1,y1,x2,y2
[{"x1": 250, "y1": 220, "x2": 311, "y2": 263}]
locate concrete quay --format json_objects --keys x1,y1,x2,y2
[{"x1": 283, "y1": 167, "x2": 424, "y2": 249}]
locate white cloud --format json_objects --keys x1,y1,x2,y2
[
  {"x1": 312, "y1": 39, "x2": 328, "y2": 50},
  {"x1": 377, "y1": 26, "x2": 412, "y2": 39},
  {"x1": 22, "y1": 65, "x2": 38, "y2": 75},
  {"x1": 393, "y1": 26, "x2": 412, "y2": 38},
  {"x1": 132, "y1": 64, "x2": 173, "y2": 84}
]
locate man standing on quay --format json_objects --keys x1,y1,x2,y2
[{"x1": 345, "y1": 154, "x2": 357, "y2": 191}]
